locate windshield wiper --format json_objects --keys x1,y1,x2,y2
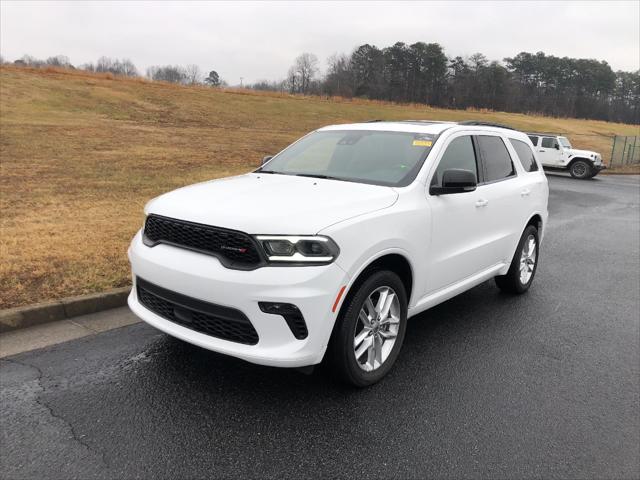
[{"x1": 293, "y1": 173, "x2": 342, "y2": 181}]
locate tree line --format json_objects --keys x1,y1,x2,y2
[
  {"x1": 3, "y1": 54, "x2": 224, "y2": 87},
  {"x1": 3, "y1": 47, "x2": 638, "y2": 124},
  {"x1": 251, "y1": 44, "x2": 639, "y2": 124}
]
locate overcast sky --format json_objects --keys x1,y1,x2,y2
[{"x1": 1, "y1": 1, "x2": 638, "y2": 85}]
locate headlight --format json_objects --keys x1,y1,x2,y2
[{"x1": 255, "y1": 235, "x2": 339, "y2": 264}]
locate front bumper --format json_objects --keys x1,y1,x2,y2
[{"x1": 128, "y1": 230, "x2": 350, "y2": 367}]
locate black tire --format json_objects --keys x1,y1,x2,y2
[
  {"x1": 327, "y1": 270, "x2": 408, "y2": 387},
  {"x1": 495, "y1": 225, "x2": 539, "y2": 294},
  {"x1": 569, "y1": 160, "x2": 593, "y2": 179}
]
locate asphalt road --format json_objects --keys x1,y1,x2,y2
[{"x1": 1, "y1": 174, "x2": 639, "y2": 480}]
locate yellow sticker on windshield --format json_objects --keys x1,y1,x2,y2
[{"x1": 412, "y1": 140, "x2": 433, "y2": 147}]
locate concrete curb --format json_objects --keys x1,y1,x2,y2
[{"x1": 0, "y1": 287, "x2": 131, "y2": 333}]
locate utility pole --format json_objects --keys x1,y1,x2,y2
[{"x1": 240, "y1": 77, "x2": 243, "y2": 88}]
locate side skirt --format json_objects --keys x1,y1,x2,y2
[{"x1": 408, "y1": 263, "x2": 507, "y2": 318}]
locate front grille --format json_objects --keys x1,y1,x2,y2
[
  {"x1": 137, "y1": 277, "x2": 259, "y2": 345},
  {"x1": 143, "y1": 214, "x2": 263, "y2": 269}
]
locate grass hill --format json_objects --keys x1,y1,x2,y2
[{"x1": 1, "y1": 65, "x2": 638, "y2": 308}]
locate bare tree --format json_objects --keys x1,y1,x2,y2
[
  {"x1": 45, "y1": 55, "x2": 72, "y2": 68},
  {"x1": 94, "y1": 56, "x2": 138, "y2": 77},
  {"x1": 17, "y1": 55, "x2": 44, "y2": 67},
  {"x1": 146, "y1": 65, "x2": 187, "y2": 84},
  {"x1": 286, "y1": 66, "x2": 298, "y2": 93},
  {"x1": 185, "y1": 64, "x2": 202, "y2": 85},
  {"x1": 119, "y1": 58, "x2": 139, "y2": 77},
  {"x1": 293, "y1": 53, "x2": 318, "y2": 94}
]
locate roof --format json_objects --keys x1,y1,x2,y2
[{"x1": 318, "y1": 121, "x2": 455, "y2": 135}]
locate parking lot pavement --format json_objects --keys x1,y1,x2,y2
[{"x1": 1, "y1": 175, "x2": 639, "y2": 479}]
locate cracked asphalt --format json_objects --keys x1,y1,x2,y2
[{"x1": 1, "y1": 174, "x2": 639, "y2": 479}]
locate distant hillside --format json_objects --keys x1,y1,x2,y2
[{"x1": 0, "y1": 65, "x2": 638, "y2": 308}]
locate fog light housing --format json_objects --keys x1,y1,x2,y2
[{"x1": 259, "y1": 302, "x2": 308, "y2": 339}]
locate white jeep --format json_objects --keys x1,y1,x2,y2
[{"x1": 527, "y1": 133, "x2": 605, "y2": 179}]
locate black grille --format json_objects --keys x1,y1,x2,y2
[
  {"x1": 137, "y1": 277, "x2": 259, "y2": 345},
  {"x1": 143, "y1": 214, "x2": 262, "y2": 269}
]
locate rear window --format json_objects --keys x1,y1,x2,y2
[
  {"x1": 541, "y1": 137, "x2": 556, "y2": 148},
  {"x1": 509, "y1": 139, "x2": 539, "y2": 172},
  {"x1": 477, "y1": 135, "x2": 516, "y2": 182},
  {"x1": 528, "y1": 136, "x2": 539, "y2": 146}
]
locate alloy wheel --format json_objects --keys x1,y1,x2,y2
[
  {"x1": 519, "y1": 234, "x2": 537, "y2": 284},
  {"x1": 353, "y1": 286, "x2": 400, "y2": 371}
]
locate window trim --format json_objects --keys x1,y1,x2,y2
[
  {"x1": 427, "y1": 134, "x2": 481, "y2": 193},
  {"x1": 475, "y1": 134, "x2": 518, "y2": 186}
]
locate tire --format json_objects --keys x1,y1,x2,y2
[
  {"x1": 569, "y1": 160, "x2": 592, "y2": 179},
  {"x1": 495, "y1": 225, "x2": 539, "y2": 294},
  {"x1": 327, "y1": 270, "x2": 408, "y2": 387}
]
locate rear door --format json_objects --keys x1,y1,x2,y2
[{"x1": 473, "y1": 134, "x2": 527, "y2": 267}]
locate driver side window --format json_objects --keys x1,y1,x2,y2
[
  {"x1": 541, "y1": 137, "x2": 556, "y2": 148},
  {"x1": 432, "y1": 136, "x2": 478, "y2": 187}
]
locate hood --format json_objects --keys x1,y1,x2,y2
[
  {"x1": 145, "y1": 173, "x2": 398, "y2": 234},
  {"x1": 568, "y1": 148, "x2": 598, "y2": 158}
]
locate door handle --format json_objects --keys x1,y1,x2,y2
[
  {"x1": 521, "y1": 188, "x2": 531, "y2": 197},
  {"x1": 475, "y1": 199, "x2": 489, "y2": 208},
  {"x1": 538, "y1": 150, "x2": 545, "y2": 152}
]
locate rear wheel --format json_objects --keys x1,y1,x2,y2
[
  {"x1": 495, "y1": 225, "x2": 539, "y2": 294},
  {"x1": 327, "y1": 270, "x2": 408, "y2": 387},
  {"x1": 569, "y1": 160, "x2": 592, "y2": 179}
]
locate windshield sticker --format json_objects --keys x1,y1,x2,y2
[{"x1": 412, "y1": 140, "x2": 433, "y2": 147}]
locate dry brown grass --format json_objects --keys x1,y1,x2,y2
[{"x1": 1, "y1": 65, "x2": 638, "y2": 308}]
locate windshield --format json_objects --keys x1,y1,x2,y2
[
  {"x1": 257, "y1": 130, "x2": 437, "y2": 187},
  {"x1": 559, "y1": 137, "x2": 572, "y2": 149}
]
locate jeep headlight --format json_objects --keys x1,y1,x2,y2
[{"x1": 256, "y1": 235, "x2": 339, "y2": 264}]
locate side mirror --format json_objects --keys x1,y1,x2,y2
[
  {"x1": 430, "y1": 169, "x2": 477, "y2": 195},
  {"x1": 554, "y1": 143, "x2": 560, "y2": 150},
  {"x1": 261, "y1": 155, "x2": 273, "y2": 166}
]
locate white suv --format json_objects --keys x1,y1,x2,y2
[
  {"x1": 128, "y1": 120, "x2": 549, "y2": 386},
  {"x1": 527, "y1": 132, "x2": 604, "y2": 179}
]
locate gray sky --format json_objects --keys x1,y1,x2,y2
[{"x1": 1, "y1": 1, "x2": 638, "y2": 85}]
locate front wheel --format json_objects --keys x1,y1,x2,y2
[
  {"x1": 495, "y1": 225, "x2": 539, "y2": 294},
  {"x1": 327, "y1": 270, "x2": 408, "y2": 387},
  {"x1": 569, "y1": 160, "x2": 592, "y2": 179}
]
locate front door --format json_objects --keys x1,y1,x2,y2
[
  {"x1": 537, "y1": 136, "x2": 561, "y2": 167},
  {"x1": 425, "y1": 134, "x2": 497, "y2": 294}
]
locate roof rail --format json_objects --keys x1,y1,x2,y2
[
  {"x1": 526, "y1": 131, "x2": 562, "y2": 137},
  {"x1": 364, "y1": 119, "x2": 385, "y2": 123},
  {"x1": 458, "y1": 120, "x2": 516, "y2": 130}
]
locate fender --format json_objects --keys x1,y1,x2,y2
[
  {"x1": 498, "y1": 211, "x2": 546, "y2": 276},
  {"x1": 333, "y1": 247, "x2": 415, "y2": 313},
  {"x1": 567, "y1": 156, "x2": 594, "y2": 167}
]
